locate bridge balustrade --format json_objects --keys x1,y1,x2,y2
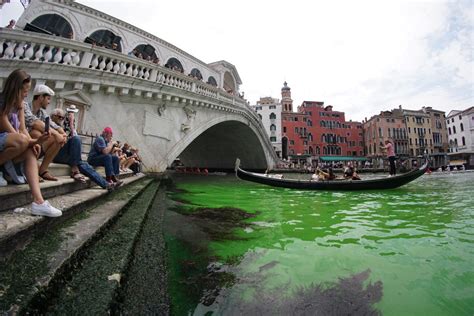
[{"x1": 0, "y1": 29, "x2": 245, "y2": 108}]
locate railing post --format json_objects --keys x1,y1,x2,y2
[
  {"x1": 149, "y1": 68, "x2": 158, "y2": 82},
  {"x1": 79, "y1": 51, "x2": 93, "y2": 68}
]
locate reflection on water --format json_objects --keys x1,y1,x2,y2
[{"x1": 166, "y1": 172, "x2": 474, "y2": 316}]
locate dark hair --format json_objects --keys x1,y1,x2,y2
[{"x1": 0, "y1": 69, "x2": 31, "y2": 115}]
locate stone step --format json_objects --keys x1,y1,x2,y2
[
  {"x1": 48, "y1": 162, "x2": 107, "y2": 177},
  {"x1": 0, "y1": 177, "x2": 156, "y2": 314},
  {"x1": 0, "y1": 174, "x2": 147, "y2": 261},
  {"x1": 0, "y1": 169, "x2": 135, "y2": 213},
  {"x1": 47, "y1": 162, "x2": 71, "y2": 177}
]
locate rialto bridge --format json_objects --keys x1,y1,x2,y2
[{"x1": 0, "y1": 0, "x2": 278, "y2": 171}]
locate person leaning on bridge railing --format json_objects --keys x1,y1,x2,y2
[
  {"x1": 50, "y1": 107, "x2": 117, "y2": 191},
  {"x1": 0, "y1": 69, "x2": 62, "y2": 217}
]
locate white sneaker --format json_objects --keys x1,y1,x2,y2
[
  {"x1": 31, "y1": 200, "x2": 62, "y2": 217},
  {"x1": 0, "y1": 172, "x2": 7, "y2": 187}
]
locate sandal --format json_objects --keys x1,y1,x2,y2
[
  {"x1": 39, "y1": 170, "x2": 58, "y2": 181},
  {"x1": 71, "y1": 171, "x2": 87, "y2": 184}
]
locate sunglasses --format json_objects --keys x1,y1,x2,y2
[{"x1": 55, "y1": 115, "x2": 65, "y2": 120}]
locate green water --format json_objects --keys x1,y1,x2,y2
[{"x1": 166, "y1": 172, "x2": 474, "y2": 315}]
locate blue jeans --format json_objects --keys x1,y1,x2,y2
[
  {"x1": 88, "y1": 154, "x2": 119, "y2": 177},
  {"x1": 54, "y1": 136, "x2": 109, "y2": 188},
  {"x1": 54, "y1": 136, "x2": 82, "y2": 166}
]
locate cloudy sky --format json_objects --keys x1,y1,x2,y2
[{"x1": 1, "y1": 0, "x2": 473, "y2": 121}]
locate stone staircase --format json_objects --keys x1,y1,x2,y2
[{"x1": 0, "y1": 164, "x2": 168, "y2": 314}]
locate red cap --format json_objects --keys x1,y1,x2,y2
[{"x1": 103, "y1": 127, "x2": 113, "y2": 134}]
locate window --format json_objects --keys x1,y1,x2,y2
[
  {"x1": 190, "y1": 68, "x2": 203, "y2": 80},
  {"x1": 269, "y1": 105, "x2": 276, "y2": 109},
  {"x1": 269, "y1": 113, "x2": 276, "y2": 120},
  {"x1": 290, "y1": 140, "x2": 295, "y2": 145},
  {"x1": 448, "y1": 127, "x2": 451, "y2": 135},
  {"x1": 453, "y1": 126, "x2": 456, "y2": 134},
  {"x1": 85, "y1": 29, "x2": 122, "y2": 51},
  {"x1": 133, "y1": 44, "x2": 158, "y2": 61},
  {"x1": 295, "y1": 127, "x2": 299, "y2": 133},
  {"x1": 270, "y1": 124, "x2": 276, "y2": 131},
  {"x1": 27, "y1": 14, "x2": 73, "y2": 38},
  {"x1": 460, "y1": 123, "x2": 464, "y2": 131},
  {"x1": 164, "y1": 58, "x2": 184, "y2": 72},
  {"x1": 283, "y1": 127, "x2": 287, "y2": 133},
  {"x1": 462, "y1": 137, "x2": 466, "y2": 146},
  {"x1": 207, "y1": 76, "x2": 218, "y2": 86},
  {"x1": 270, "y1": 136, "x2": 277, "y2": 142}
]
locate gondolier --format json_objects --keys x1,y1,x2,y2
[{"x1": 381, "y1": 139, "x2": 396, "y2": 177}]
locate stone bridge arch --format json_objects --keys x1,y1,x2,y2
[{"x1": 164, "y1": 115, "x2": 272, "y2": 171}]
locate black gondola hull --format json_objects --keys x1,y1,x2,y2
[{"x1": 235, "y1": 159, "x2": 428, "y2": 191}]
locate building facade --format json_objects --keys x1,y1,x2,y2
[
  {"x1": 363, "y1": 106, "x2": 449, "y2": 168},
  {"x1": 252, "y1": 97, "x2": 282, "y2": 157},
  {"x1": 402, "y1": 109, "x2": 432, "y2": 157},
  {"x1": 363, "y1": 109, "x2": 408, "y2": 168},
  {"x1": 446, "y1": 107, "x2": 474, "y2": 169},
  {"x1": 280, "y1": 83, "x2": 364, "y2": 165}
]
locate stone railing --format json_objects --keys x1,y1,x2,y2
[{"x1": 0, "y1": 29, "x2": 245, "y2": 108}]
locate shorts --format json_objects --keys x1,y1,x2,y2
[{"x1": 0, "y1": 132, "x2": 8, "y2": 152}]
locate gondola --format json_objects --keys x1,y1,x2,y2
[{"x1": 235, "y1": 158, "x2": 429, "y2": 191}]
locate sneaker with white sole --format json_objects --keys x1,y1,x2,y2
[{"x1": 31, "y1": 200, "x2": 62, "y2": 217}]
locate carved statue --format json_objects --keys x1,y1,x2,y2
[
  {"x1": 181, "y1": 124, "x2": 191, "y2": 132},
  {"x1": 157, "y1": 103, "x2": 166, "y2": 116},
  {"x1": 183, "y1": 106, "x2": 196, "y2": 120}
]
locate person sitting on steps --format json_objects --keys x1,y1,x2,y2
[
  {"x1": 50, "y1": 108, "x2": 118, "y2": 191},
  {"x1": 87, "y1": 127, "x2": 123, "y2": 187},
  {"x1": 0, "y1": 69, "x2": 62, "y2": 217},
  {"x1": 24, "y1": 84, "x2": 66, "y2": 181}
]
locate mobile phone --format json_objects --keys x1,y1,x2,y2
[{"x1": 44, "y1": 117, "x2": 50, "y2": 133}]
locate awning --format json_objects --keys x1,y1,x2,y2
[
  {"x1": 319, "y1": 156, "x2": 367, "y2": 162},
  {"x1": 449, "y1": 160, "x2": 466, "y2": 166},
  {"x1": 289, "y1": 154, "x2": 311, "y2": 158}
]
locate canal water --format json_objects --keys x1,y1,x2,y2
[{"x1": 164, "y1": 171, "x2": 474, "y2": 315}]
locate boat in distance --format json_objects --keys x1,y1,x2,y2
[{"x1": 235, "y1": 158, "x2": 429, "y2": 191}]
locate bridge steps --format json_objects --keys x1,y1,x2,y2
[
  {"x1": 0, "y1": 163, "x2": 127, "y2": 213},
  {"x1": 0, "y1": 176, "x2": 158, "y2": 314}
]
